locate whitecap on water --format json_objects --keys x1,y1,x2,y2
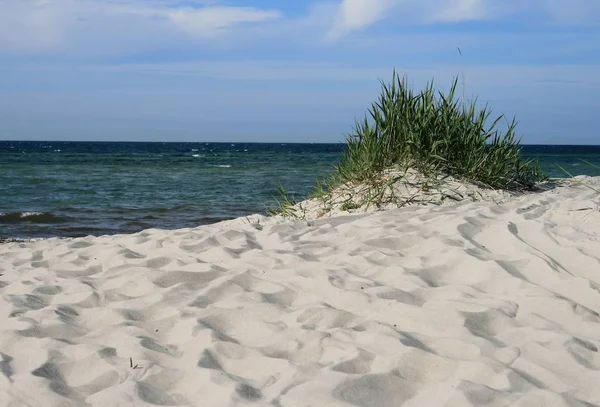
[{"x1": 20, "y1": 212, "x2": 44, "y2": 218}]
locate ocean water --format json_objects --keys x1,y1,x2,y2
[{"x1": 1, "y1": 141, "x2": 600, "y2": 239}]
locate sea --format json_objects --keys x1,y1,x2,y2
[{"x1": 1, "y1": 141, "x2": 600, "y2": 240}]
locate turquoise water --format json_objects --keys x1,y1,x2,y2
[{"x1": 1, "y1": 141, "x2": 599, "y2": 239}]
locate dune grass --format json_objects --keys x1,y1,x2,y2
[
  {"x1": 271, "y1": 71, "x2": 548, "y2": 217},
  {"x1": 332, "y1": 71, "x2": 546, "y2": 189},
  {"x1": 267, "y1": 183, "x2": 307, "y2": 219},
  {"x1": 556, "y1": 160, "x2": 600, "y2": 193}
]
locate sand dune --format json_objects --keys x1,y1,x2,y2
[{"x1": 1, "y1": 178, "x2": 600, "y2": 407}]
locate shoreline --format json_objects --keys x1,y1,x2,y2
[{"x1": 0, "y1": 176, "x2": 585, "y2": 245}]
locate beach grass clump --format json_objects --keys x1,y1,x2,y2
[
  {"x1": 267, "y1": 183, "x2": 307, "y2": 219},
  {"x1": 332, "y1": 70, "x2": 546, "y2": 190},
  {"x1": 269, "y1": 70, "x2": 549, "y2": 219}
]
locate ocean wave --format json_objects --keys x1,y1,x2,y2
[
  {"x1": 209, "y1": 164, "x2": 232, "y2": 168},
  {"x1": 0, "y1": 211, "x2": 70, "y2": 224}
]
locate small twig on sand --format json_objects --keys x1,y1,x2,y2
[{"x1": 130, "y1": 357, "x2": 142, "y2": 370}]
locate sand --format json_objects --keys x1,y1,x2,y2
[{"x1": 1, "y1": 177, "x2": 600, "y2": 407}]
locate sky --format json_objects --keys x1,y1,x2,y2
[{"x1": 0, "y1": 0, "x2": 599, "y2": 144}]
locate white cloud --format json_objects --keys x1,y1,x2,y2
[
  {"x1": 0, "y1": 0, "x2": 66, "y2": 52},
  {"x1": 328, "y1": 0, "x2": 394, "y2": 39},
  {"x1": 326, "y1": 0, "x2": 497, "y2": 40},
  {"x1": 542, "y1": 0, "x2": 600, "y2": 24},
  {"x1": 428, "y1": 0, "x2": 488, "y2": 22},
  {"x1": 327, "y1": 0, "x2": 600, "y2": 39},
  {"x1": 0, "y1": 0, "x2": 282, "y2": 53},
  {"x1": 166, "y1": 7, "x2": 281, "y2": 37}
]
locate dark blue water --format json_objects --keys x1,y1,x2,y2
[{"x1": 1, "y1": 141, "x2": 599, "y2": 239}]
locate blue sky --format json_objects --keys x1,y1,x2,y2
[{"x1": 0, "y1": 0, "x2": 599, "y2": 144}]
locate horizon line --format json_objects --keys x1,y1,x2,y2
[{"x1": 1, "y1": 140, "x2": 600, "y2": 147}]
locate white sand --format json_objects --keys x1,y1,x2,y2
[
  {"x1": 1, "y1": 178, "x2": 600, "y2": 407},
  {"x1": 281, "y1": 168, "x2": 530, "y2": 222}
]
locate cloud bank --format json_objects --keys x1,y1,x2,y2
[
  {"x1": 0, "y1": 0, "x2": 282, "y2": 53},
  {"x1": 328, "y1": 0, "x2": 600, "y2": 39},
  {"x1": 2, "y1": 0, "x2": 599, "y2": 54}
]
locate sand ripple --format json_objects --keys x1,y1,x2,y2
[{"x1": 1, "y1": 180, "x2": 600, "y2": 406}]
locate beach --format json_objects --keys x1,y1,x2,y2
[
  {"x1": 2, "y1": 0, "x2": 599, "y2": 405},
  {"x1": 1, "y1": 177, "x2": 600, "y2": 407}
]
